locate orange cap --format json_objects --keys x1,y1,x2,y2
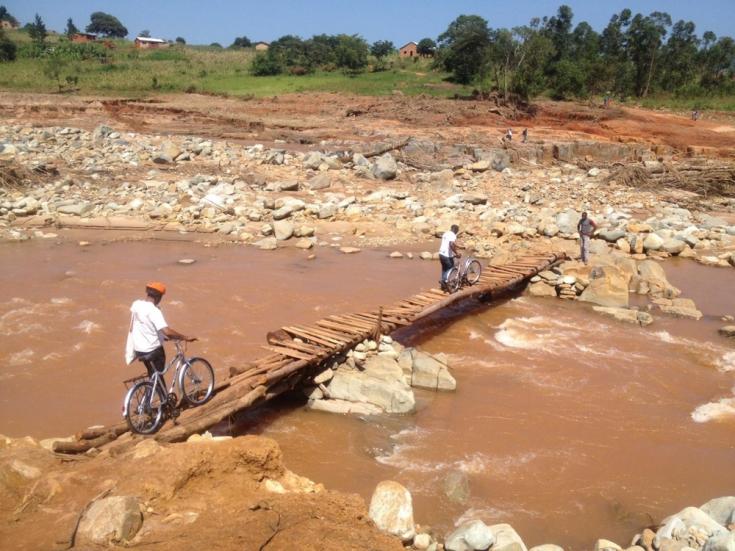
[{"x1": 146, "y1": 281, "x2": 167, "y2": 295}]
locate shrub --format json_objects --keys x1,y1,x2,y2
[
  {"x1": 250, "y1": 52, "x2": 281, "y2": 76},
  {"x1": 0, "y1": 29, "x2": 16, "y2": 62}
]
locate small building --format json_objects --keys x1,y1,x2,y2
[
  {"x1": 135, "y1": 36, "x2": 168, "y2": 49},
  {"x1": 71, "y1": 32, "x2": 97, "y2": 43},
  {"x1": 0, "y1": 19, "x2": 18, "y2": 30},
  {"x1": 399, "y1": 41, "x2": 418, "y2": 58},
  {"x1": 254, "y1": 41, "x2": 269, "y2": 52}
]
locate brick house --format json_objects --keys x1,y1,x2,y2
[
  {"x1": 71, "y1": 32, "x2": 97, "y2": 43},
  {"x1": 254, "y1": 41, "x2": 269, "y2": 51},
  {"x1": 399, "y1": 41, "x2": 418, "y2": 58},
  {"x1": 135, "y1": 36, "x2": 168, "y2": 49}
]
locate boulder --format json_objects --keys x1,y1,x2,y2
[
  {"x1": 445, "y1": 520, "x2": 495, "y2": 551},
  {"x1": 308, "y1": 174, "x2": 331, "y2": 190},
  {"x1": 655, "y1": 507, "x2": 727, "y2": 548},
  {"x1": 599, "y1": 229, "x2": 626, "y2": 243},
  {"x1": 328, "y1": 355, "x2": 415, "y2": 413},
  {"x1": 302, "y1": 151, "x2": 323, "y2": 170},
  {"x1": 662, "y1": 238, "x2": 687, "y2": 255},
  {"x1": 718, "y1": 327, "x2": 735, "y2": 338},
  {"x1": 308, "y1": 398, "x2": 382, "y2": 415},
  {"x1": 593, "y1": 306, "x2": 653, "y2": 326},
  {"x1": 637, "y1": 260, "x2": 680, "y2": 298},
  {"x1": 595, "y1": 540, "x2": 623, "y2": 551},
  {"x1": 368, "y1": 481, "x2": 415, "y2": 541},
  {"x1": 529, "y1": 546, "x2": 564, "y2": 551},
  {"x1": 556, "y1": 209, "x2": 580, "y2": 235},
  {"x1": 443, "y1": 470, "x2": 470, "y2": 504},
  {"x1": 57, "y1": 203, "x2": 93, "y2": 217},
  {"x1": 658, "y1": 298, "x2": 703, "y2": 320},
  {"x1": 372, "y1": 153, "x2": 398, "y2": 180},
  {"x1": 273, "y1": 220, "x2": 294, "y2": 241},
  {"x1": 410, "y1": 349, "x2": 456, "y2": 391},
  {"x1": 254, "y1": 237, "x2": 277, "y2": 250},
  {"x1": 339, "y1": 246, "x2": 361, "y2": 254},
  {"x1": 579, "y1": 265, "x2": 630, "y2": 308},
  {"x1": 414, "y1": 533, "x2": 432, "y2": 550},
  {"x1": 703, "y1": 532, "x2": 735, "y2": 551},
  {"x1": 643, "y1": 233, "x2": 664, "y2": 252},
  {"x1": 529, "y1": 282, "x2": 557, "y2": 297},
  {"x1": 489, "y1": 523, "x2": 528, "y2": 551},
  {"x1": 700, "y1": 497, "x2": 735, "y2": 527},
  {"x1": 77, "y1": 496, "x2": 143, "y2": 545}
]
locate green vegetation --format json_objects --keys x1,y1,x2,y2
[
  {"x1": 0, "y1": 4, "x2": 731, "y2": 109},
  {"x1": 436, "y1": 6, "x2": 735, "y2": 103},
  {"x1": 0, "y1": 5, "x2": 18, "y2": 27}
]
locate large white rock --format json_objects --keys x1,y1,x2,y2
[
  {"x1": 328, "y1": 355, "x2": 415, "y2": 413},
  {"x1": 701, "y1": 496, "x2": 735, "y2": 526},
  {"x1": 77, "y1": 496, "x2": 143, "y2": 545},
  {"x1": 703, "y1": 532, "x2": 735, "y2": 551},
  {"x1": 579, "y1": 265, "x2": 630, "y2": 308},
  {"x1": 637, "y1": 260, "x2": 680, "y2": 298},
  {"x1": 489, "y1": 523, "x2": 528, "y2": 551},
  {"x1": 372, "y1": 153, "x2": 398, "y2": 180},
  {"x1": 368, "y1": 480, "x2": 415, "y2": 541},
  {"x1": 643, "y1": 233, "x2": 664, "y2": 251},
  {"x1": 445, "y1": 520, "x2": 495, "y2": 551},
  {"x1": 655, "y1": 507, "x2": 727, "y2": 548},
  {"x1": 273, "y1": 220, "x2": 294, "y2": 241},
  {"x1": 410, "y1": 349, "x2": 456, "y2": 391}
]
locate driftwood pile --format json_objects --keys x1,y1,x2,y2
[
  {"x1": 607, "y1": 163, "x2": 735, "y2": 198},
  {"x1": 54, "y1": 253, "x2": 566, "y2": 456}
]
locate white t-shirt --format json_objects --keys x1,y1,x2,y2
[
  {"x1": 439, "y1": 231, "x2": 457, "y2": 257},
  {"x1": 129, "y1": 300, "x2": 168, "y2": 353}
]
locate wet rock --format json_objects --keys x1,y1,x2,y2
[
  {"x1": 273, "y1": 220, "x2": 294, "y2": 241},
  {"x1": 717, "y1": 326, "x2": 735, "y2": 338},
  {"x1": 593, "y1": 306, "x2": 654, "y2": 326},
  {"x1": 178, "y1": 258, "x2": 196, "y2": 265},
  {"x1": 77, "y1": 496, "x2": 143, "y2": 545},
  {"x1": 657, "y1": 298, "x2": 703, "y2": 320},
  {"x1": 308, "y1": 398, "x2": 381, "y2": 415},
  {"x1": 489, "y1": 523, "x2": 528, "y2": 551},
  {"x1": 655, "y1": 507, "x2": 727, "y2": 548},
  {"x1": 368, "y1": 480, "x2": 415, "y2": 541},
  {"x1": 662, "y1": 238, "x2": 687, "y2": 255},
  {"x1": 529, "y1": 282, "x2": 557, "y2": 297},
  {"x1": 339, "y1": 246, "x2": 361, "y2": 254},
  {"x1": 637, "y1": 261, "x2": 680, "y2": 298},
  {"x1": 643, "y1": 233, "x2": 664, "y2": 252},
  {"x1": 529, "y1": 546, "x2": 565, "y2": 551},
  {"x1": 414, "y1": 533, "x2": 432, "y2": 550},
  {"x1": 443, "y1": 470, "x2": 470, "y2": 504},
  {"x1": 410, "y1": 349, "x2": 456, "y2": 390},
  {"x1": 389, "y1": 251, "x2": 404, "y2": 258},
  {"x1": 700, "y1": 497, "x2": 735, "y2": 527},
  {"x1": 328, "y1": 355, "x2": 415, "y2": 413},
  {"x1": 254, "y1": 237, "x2": 277, "y2": 250},
  {"x1": 295, "y1": 238, "x2": 313, "y2": 249},
  {"x1": 446, "y1": 520, "x2": 495, "y2": 551},
  {"x1": 579, "y1": 265, "x2": 630, "y2": 308},
  {"x1": 372, "y1": 153, "x2": 398, "y2": 180}
]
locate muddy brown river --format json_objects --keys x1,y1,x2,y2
[{"x1": 1, "y1": 236, "x2": 734, "y2": 550}]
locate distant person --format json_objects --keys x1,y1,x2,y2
[
  {"x1": 577, "y1": 212, "x2": 597, "y2": 265},
  {"x1": 505, "y1": 128, "x2": 513, "y2": 142},
  {"x1": 603, "y1": 93, "x2": 610, "y2": 109},
  {"x1": 691, "y1": 109, "x2": 700, "y2": 121},
  {"x1": 125, "y1": 282, "x2": 196, "y2": 377},
  {"x1": 439, "y1": 224, "x2": 464, "y2": 291},
  {"x1": 521, "y1": 128, "x2": 528, "y2": 143}
]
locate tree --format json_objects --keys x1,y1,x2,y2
[
  {"x1": 660, "y1": 20, "x2": 700, "y2": 91},
  {"x1": 65, "y1": 18, "x2": 79, "y2": 37},
  {"x1": 542, "y1": 4, "x2": 574, "y2": 62},
  {"x1": 231, "y1": 36, "x2": 252, "y2": 48},
  {"x1": 438, "y1": 15, "x2": 492, "y2": 84},
  {"x1": 0, "y1": 28, "x2": 16, "y2": 61},
  {"x1": 139, "y1": 29, "x2": 151, "y2": 38},
  {"x1": 175, "y1": 36, "x2": 186, "y2": 45},
  {"x1": 509, "y1": 24, "x2": 555, "y2": 99},
  {"x1": 417, "y1": 38, "x2": 436, "y2": 57},
  {"x1": 209, "y1": 42, "x2": 223, "y2": 49},
  {"x1": 370, "y1": 40, "x2": 394, "y2": 59},
  {"x1": 306, "y1": 34, "x2": 339, "y2": 67},
  {"x1": 0, "y1": 5, "x2": 18, "y2": 26},
  {"x1": 335, "y1": 34, "x2": 369, "y2": 75},
  {"x1": 28, "y1": 14, "x2": 47, "y2": 47},
  {"x1": 250, "y1": 52, "x2": 281, "y2": 75},
  {"x1": 626, "y1": 11, "x2": 671, "y2": 97},
  {"x1": 86, "y1": 12, "x2": 128, "y2": 38}
]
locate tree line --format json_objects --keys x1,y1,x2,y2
[{"x1": 436, "y1": 6, "x2": 735, "y2": 100}]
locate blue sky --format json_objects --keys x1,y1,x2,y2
[{"x1": 5, "y1": 1, "x2": 734, "y2": 46}]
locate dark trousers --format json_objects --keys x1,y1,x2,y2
[
  {"x1": 439, "y1": 254, "x2": 454, "y2": 282},
  {"x1": 135, "y1": 346, "x2": 166, "y2": 378}
]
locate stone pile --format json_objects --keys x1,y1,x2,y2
[{"x1": 304, "y1": 335, "x2": 456, "y2": 416}]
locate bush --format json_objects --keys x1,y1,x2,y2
[
  {"x1": 288, "y1": 65, "x2": 308, "y2": 76},
  {"x1": 0, "y1": 30, "x2": 16, "y2": 62},
  {"x1": 250, "y1": 52, "x2": 281, "y2": 76}
]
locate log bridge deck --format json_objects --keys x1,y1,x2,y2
[{"x1": 55, "y1": 252, "x2": 566, "y2": 455}]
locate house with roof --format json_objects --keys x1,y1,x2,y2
[
  {"x1": 135, "y1": 36, "x2": 168, "y2": 49},
  {"x1": 399, "y1": 41, "x2": 418, "y2": 58},
  {"x1": 71, "y1": 32, "x2": 97, "y2": 43},
  {"x1": 254, "y1": 41, "x2": 270, "y2": 51}
]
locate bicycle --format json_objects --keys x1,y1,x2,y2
[
  {"x1": 445, "y1": 254, "x2": 482, "y2": 293},
  {"x1": 123, "y1": 340, "x2": 215, "y2": 435}
]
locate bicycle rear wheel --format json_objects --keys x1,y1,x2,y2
[
  {"x1": 125, "y1": 381, "x2": 165, "y2": 435},
  {"x1": 181, "y1": 357, "x2": 215, "y2": 406},
  {"x1": 466, "y1": 260, "x2": 482, "y2": 285},
  {"x1": 446, "y1": 267, "x2": 461, "y2": 293}
]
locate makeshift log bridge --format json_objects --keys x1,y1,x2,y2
[{"x1": 55, "y1": 252, "x2": 566, "y2": 455}]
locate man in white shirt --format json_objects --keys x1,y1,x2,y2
[
  {"x1": 126, "y1": 281, "x2": 195, "y2": 377},
  {"x1": 438, "y1": 224, "x2": 464, "y2": 291}
]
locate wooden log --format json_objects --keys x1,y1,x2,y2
[
  {"x1": 262, "y1": 345, "x2": 315, "y2": 361},
  {"x1": 156, "y1": 385, "x2": 268, "y2": 443},
  {"x1": 54, "y1": 432, "x2": 117, "y2": 454},
  {"x1": 80, "y1": 423, "x2": 128, "y2": 441},
  {"x1": 362, "y1": 137, "x2": 411, "y2": 159},
  {"x1": 282, "y1": 326, "x2": 338, "y2": 348}
]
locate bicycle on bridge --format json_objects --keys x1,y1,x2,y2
[
  {"x1": 445, "y1": 254, "x2": 483, "y2": 293},
  {"x1": 123, "y1": 340, "x2": 214, "y2": 435}
]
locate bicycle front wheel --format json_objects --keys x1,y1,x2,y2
[
  {"x1": 181, "y1": 357, "x2": 215, "y2": 406},
  {"x1": 466, "y1": 260, "x2": 482, "y2": 285},
  {"x1": 125, "y1": 381, "x2": 165, "y2": 435},
  {"x1": 446, "y1": 267, "x2": 461, "y2": 293}
]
